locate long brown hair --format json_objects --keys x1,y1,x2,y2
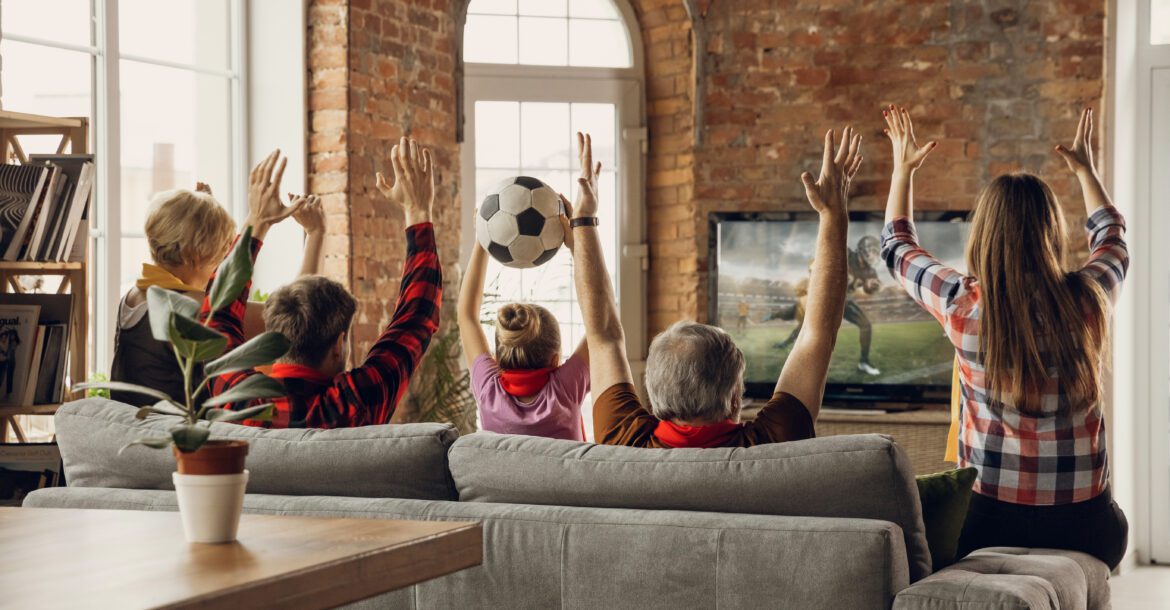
[
  {"x1": 966, "y1": 173, "x2": 1109, "y2": 414},
  {"x1": 495, "y1": 303, "x2": 561, "y2": 369}
]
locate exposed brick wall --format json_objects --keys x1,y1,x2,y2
[
  {"x1": 685, "y1": 0, "x2": 1106, "y2": 326},
  {"x1": 306, "y1": 0, "x2": 462, "y2": 380}
]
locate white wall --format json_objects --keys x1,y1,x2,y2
[{"x1": 246, "y1": 0, "x2": 309, "y2": 295}]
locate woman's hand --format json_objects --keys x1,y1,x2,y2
[
  {"x1": 246, "y1": 150, "x2": 301, "y2": 241},
  {"x1": 1054, "y1": 107, "x2": 1098, "y2": 178},
  {"x1": 883, "y1": 105, "x2": 936, "y2": 177},
  {"x1": 376, "y1": 136, "x2": 435, "y2": 227},
  {"x1": 573, "y1": 132, "x2": 602, "y2": 219},
  {"x1": 801, "y1": 126, "x2": 862, "y2": 217},
  {"x1": 290, "y1": 194, "x2": 325, "y2": 236}
]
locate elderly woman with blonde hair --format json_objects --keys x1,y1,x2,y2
[{"x1": 110, "y1": 151, "x2": 323, "y2": 402}]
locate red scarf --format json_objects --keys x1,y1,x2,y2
[
  {"x1": 653, "y1": 420, "x2": 741, "y2": 448},
  {"x1": 499, "y1": 367, "x2": 555, "y2": 397}
]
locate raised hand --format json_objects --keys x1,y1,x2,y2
[
  {"x1": 289, "y1": 193, "x2": 325, "y2": 235},
  {"x1": 1054, "y1": 107, "x2": 1097, "y2": 178},
  {"x1": 195, "y1": 182, "x2": 213, "y2": 195},
  {"x1": 376, "y1": 136, "x2": 435, "y2": 227},
  {"x1": 883, "y1": 105, "x2": 936, "y2": 176},
  {"x1": 801, "y1": 126, "x2": 862, "y2": 216},
  {"x1": 246, "y1": 150, "x2": 301, "y2": 240},
  {"x1": 573, "y1": 132, "x2": 602, "y2": 218}
]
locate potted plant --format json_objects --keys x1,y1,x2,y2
[{"x1": 77, "y1": 227, "x2": 290, "y2": 543}]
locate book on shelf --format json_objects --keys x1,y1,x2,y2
[
  {"x1": 0, "y1": 443, "x2": 63, "y2": 507},
  {"x1": 0, "y1": 164, "x2": 51, "y2": 261},
  {"x1": 0, "y1": 294, "x2": 72, "y2": 406},
  {"x1": 28, "y1": 154, "x2": 94, "y2": 262},
  {"x1": 0, "y1": 304, "x2": 40, "y2": 407}
]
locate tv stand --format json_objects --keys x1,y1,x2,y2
[{"x1": 817, "y1": 408, "x2": 952, "y2": 475}]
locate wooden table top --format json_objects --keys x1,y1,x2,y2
[{"x1": 0, "y1": 507, "x2": 482, "y2": 609}]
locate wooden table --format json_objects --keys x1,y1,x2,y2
[{"x1": 0, "y1": 507, "x2": 482, "y2": 609}]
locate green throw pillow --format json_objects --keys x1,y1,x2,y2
[{"x1": 916, "y1": 467, "x2": 978, "y2": 570}]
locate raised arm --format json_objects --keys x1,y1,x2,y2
[
  {"x1": 291, "y1": 194, "x2": 325, "y2": 277},
  {"x1": 1055, "y1": 107, "x2": 1128, "y2": 299},
  {"x1": 883, "y1": 105, "x2": 937, "y2": 224},
  {"x1": 570, "y1": 133, "x2": 632, "y2": 395},
  {"x1": 775, "y1": 127, "x2": 861, "y2": 417},
  {"x1": 458, "y1": 242, "x2": 491, "y2": 368}
]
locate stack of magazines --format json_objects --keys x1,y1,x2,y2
[{"x1": 0, "y1": 155, "x2": 93, "y2": 262}]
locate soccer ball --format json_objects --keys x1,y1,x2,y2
[{"x1": 475, "y1": 176, "x2": 565, "y2": 269}]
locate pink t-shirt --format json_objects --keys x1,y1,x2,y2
[{"x1": 471, "y1": 352, "x2": 590, "y2": 441}]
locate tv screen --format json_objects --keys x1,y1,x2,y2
[{"x1": 708, "y1": 211, "x2": 970, "y2": 403}]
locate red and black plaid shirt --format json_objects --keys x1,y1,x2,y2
[{"x1": 201, "y1": 223, "x2": 442, "y2": 428}]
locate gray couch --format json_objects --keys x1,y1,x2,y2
[{"x1": 24, "y1": 400, "x2": 1111, "y2": 609}]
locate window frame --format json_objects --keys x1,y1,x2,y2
[
  {"x1": 0, "y1": 0, "x2": 249, "y2": 375},
  {"x1": 459, "y1": 0, "x2": 648, "y2": 383}
]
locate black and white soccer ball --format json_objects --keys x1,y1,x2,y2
[{"x1": 475, "y1": 176, "x2": 565, "y2": 269}]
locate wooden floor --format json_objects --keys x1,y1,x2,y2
[{"x1": 1111, "y1": 566, "x2": 1170, "y2": 609}]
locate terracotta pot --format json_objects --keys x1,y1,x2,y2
[{"x1": 173, "y1": 440, "x2": 249, "y2": 475}]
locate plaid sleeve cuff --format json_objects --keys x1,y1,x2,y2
[
  {"x1": 1086, "y1": 206, "x2": 1125, "y2": 233},
  {"x1": 881, "y1": 216, "x2": 918, "y2": 245},
  {"x1": 405, "y1": 222, "x2": 436, "y2": 253}
]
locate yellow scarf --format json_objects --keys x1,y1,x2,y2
[{"x1": 136, "y1": 263, "x2": 204, "y2": 293}]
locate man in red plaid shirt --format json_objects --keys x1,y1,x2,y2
[{"x1": 200, "y1": 138, "x2": 441, "y2": 428}]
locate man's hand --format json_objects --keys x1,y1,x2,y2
[
  {"x1": 573, "y1": 132, "x2": 602, "y2": 219},
  {"x1": 290, "y1": 193, "x2": 325, "y2": 236},
  {"x1": 1054, "y1": 107, "x2": 1097, "y2": 179},
  {"x1": 246, "y1": 150, "x2": 302, "y2": 241},
  {"x1": 801, "y1": 126, "x2": 862, "y2": 217},
  {"x1": 559, "y1": 194, "x2": 575, "y2": 252},
  {"x1": 883, "y1": 105, "x2": 936, "y2": 177},
  {"x1": 376, "y1": 136, "x2": 435, "y2": 227}
]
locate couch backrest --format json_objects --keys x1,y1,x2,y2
[
  {"x1": 449, "y1": 432, "x2": 933, "y2": 581},
  {"x1": 55, "y1": 399, "x2": 459, "y2": 500}
]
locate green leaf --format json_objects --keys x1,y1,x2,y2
[
  {"x1": 73, "y1": 380, "x2": 173, "y2": 404},
  {"x1": 170, "y1": 424, "x2": 211, "y2": 453},
  {"x1": 207, "y1": 225, "x2": 254, "y2": 314},
  {"x1": 200, "y1": 373, "x2": 286, "y2": 408},
  {"x1": 203, "y1": 331, "x2": 290, "y2": 377},
  {"x1": 169, "y1": 312, "x2": 228, "y2": 362},
  {"x1": 205, "y1": 403, "x2": 274, "y2": 423},
  {"x1": 146, "y1": 286, "x2": 200, "y2": 343},
  {"x1": 118, "y1": 436, "x2": 173, "y2": 454}
]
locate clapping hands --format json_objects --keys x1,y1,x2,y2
[{"x1": 246, "y1": 150, "x2": 303, "y2": 241}]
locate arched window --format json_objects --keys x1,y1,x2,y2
[{"x1": 460, "y1": 0, "x2": 645, "y2": 437}]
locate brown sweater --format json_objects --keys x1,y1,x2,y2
[{"x1": 593, "y1": 383, "x2": 816, "y2": 448}]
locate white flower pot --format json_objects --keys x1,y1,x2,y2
[{"x1": 172, "y1": 470, "x2": 249, "y2": 543}]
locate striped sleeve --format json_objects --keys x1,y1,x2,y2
[
  {"x1": 1080, "y1": 206, "x2": 1128, "y2": 302},
  {"x1": 304, "y1": 222, "x2": 442, "y2": 427},
  {"x1": 880, "y1": 217, "x2": 967, "y2": 325}
]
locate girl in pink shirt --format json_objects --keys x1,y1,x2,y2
[{"x1": 457, "y1": 242, "x2": 590, "y2": 441}]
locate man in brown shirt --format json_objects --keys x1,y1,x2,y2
[{"x1": 567, "y1": 128, "x2": 861, "y2": 448}]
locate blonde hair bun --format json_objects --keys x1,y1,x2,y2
[{"x1": 494, "y1": 303, "x2": 561, "y2": 369}]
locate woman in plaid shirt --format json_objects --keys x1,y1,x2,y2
[{"x1": 880, "y1": 107, "x2": 1128, "y2": 569}]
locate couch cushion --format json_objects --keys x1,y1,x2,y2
[
  {"x1": 449, "y1": 432, "x2": 932, "y2": 582},
  {"x1": 917, "y1": 467, "x2": 978, "y2": 570},
  {"x1": 893, "y1": 547, "x2": 1110, "y2": 610},
  {"x1": 54, "y1": 399, "x2": 459, "y2": 500}
]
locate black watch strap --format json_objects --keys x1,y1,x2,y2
[{"x1": 570, "y1": 216, "x2": 599, "y2": 228}]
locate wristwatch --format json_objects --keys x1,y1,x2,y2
[{"x1": 570, "y1": 217, "x2": 599, "y2": 228}]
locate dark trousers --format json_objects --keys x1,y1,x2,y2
[{"x1": 956, "y1": 487, "x2": 1128, "y2": 570}]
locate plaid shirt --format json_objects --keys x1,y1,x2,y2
[
  {"x1": 880, "y1": 206, "x2": 1127, "y2": 505},
  {"x1": 201, "y1": 223, "x2": 442, "y2": 428}
]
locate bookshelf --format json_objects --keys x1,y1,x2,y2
[{"x1": 0, "y1": 111, "x2": 89, "y2": 443}]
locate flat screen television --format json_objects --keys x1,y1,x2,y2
[{"x1": 708, "y1": 211, "x2": 970, "y2": 405}]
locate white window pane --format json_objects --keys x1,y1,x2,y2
[
  {"x1": 464, "y1": 15, "x2": 518, "y2": 64},
  {"x1": 0, "y1": 40, "x2": 93, "y2": 155},
  {"x1": 468, "y1": 0, "x2": 517, "y2": 15},
  {"x1": 569, "y1": 19, "x2": 630, "y2": 67},
  {"x1": 1, "y1": 0, "x2": 91, "y2": 47},
  {"x1": 1154, "y1": 0, "x2": 1170, "y2": 44},
  {"x1": 475, "y1": 101, "x2": 520, "y2": 167},
  {"x1": 119, "y1": 0, "x2": 231, "y2": 70},
  {"x1": 569, "y1": 0, "x2": 621, "y2": 19},
  {"x1": 119, "y1": 61, "x2": 232, "y2": 229},
  {"x1": 521, "y1": 102, "x2": 571, "y2": 168},
  {"x1": 571, "y1": 103, "x2": 616, "y2": 167},
  {"x1": 520, "y1": 0, "x2": 567, "y2": 17},
  {"x1": 518, "y1": 17, "x2": 568, "y2": 66},
  {"x1": 120, "y1": 237, "x2": 151, "y2": 296}
]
